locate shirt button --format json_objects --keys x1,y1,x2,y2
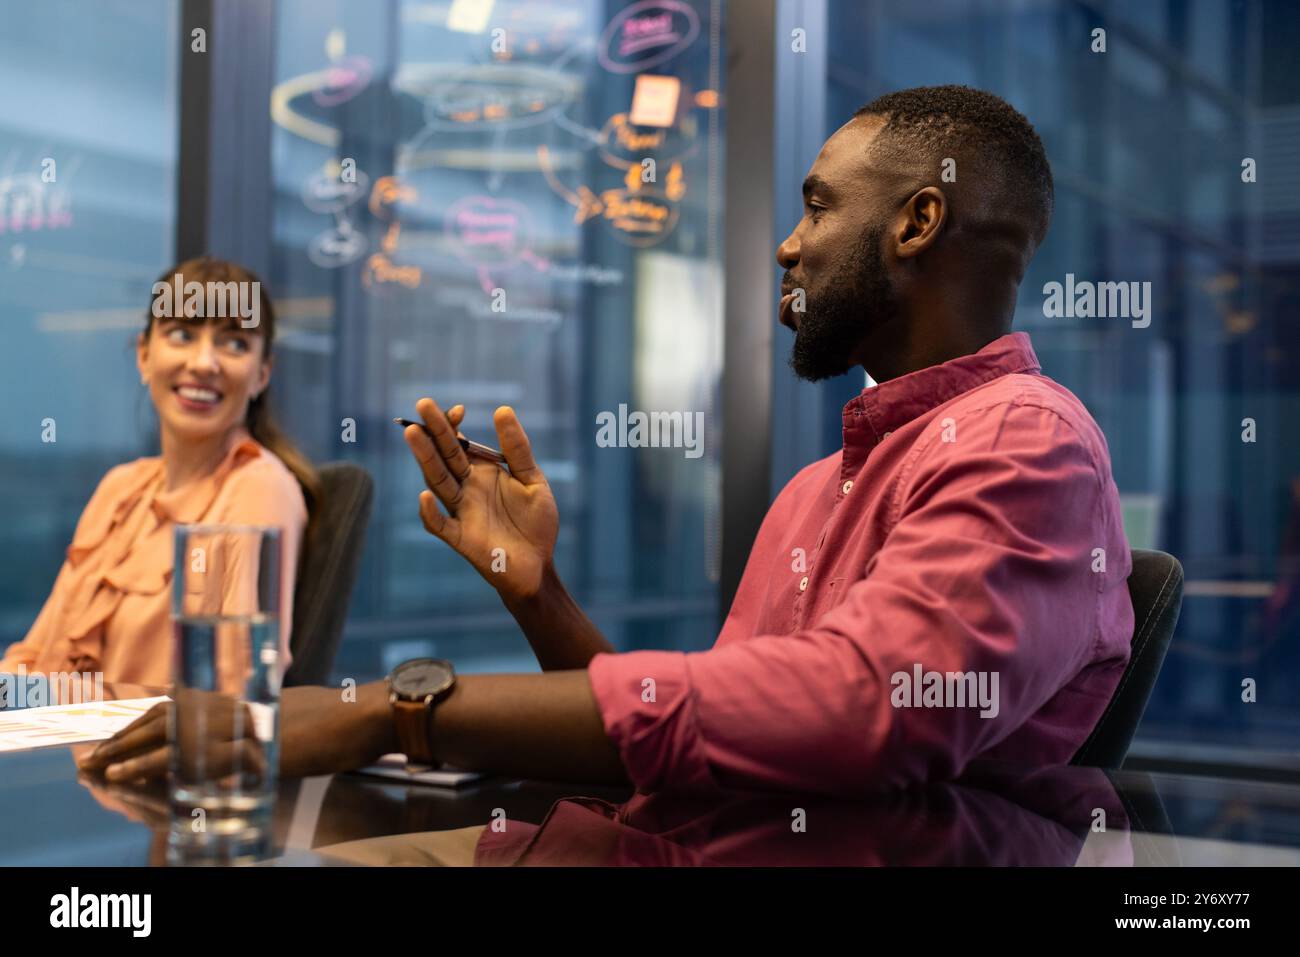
[
  {"x1": 799, "y1": 576, "x2": 809, "y2": 591},
  {"x1": 841, "y1": 480, "x2": 854, "y2": 494}
]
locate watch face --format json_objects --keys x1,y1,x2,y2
[{"x1": 391, "y1": 658, "x2": 455, "y2": 698}]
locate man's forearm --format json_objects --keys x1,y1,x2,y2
[
  {"x1": 502, "y1": 562, "x2": 616, "y2": 670},
  {"x1": 279, "y1": 683, "x2": 399, "y2": 779},
  {"x1": 282, "y1": 671, "x2": 629, "y2": 787},
  {"x1": 428, "y1": 670, "x2": 628, "y2": 785}
]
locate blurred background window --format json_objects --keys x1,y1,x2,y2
[{"x1": 0, "y1": 0, "x2": 179, "y2": 638}]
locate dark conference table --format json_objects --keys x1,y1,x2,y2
[{"x1": 3, "y1": 718, "x2": 1300, "y2": 866}]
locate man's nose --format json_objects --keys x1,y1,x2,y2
[{"x1": 776, "y1": 231, "x2": 799, "y2": 270}]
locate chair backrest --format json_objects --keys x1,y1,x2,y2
[
  {"x1": 283, "y1": 462, "x2": 374, "y2": 687},
  {"x1": 1071, "y1": 549, "x2": 1184, "y2": 769}
]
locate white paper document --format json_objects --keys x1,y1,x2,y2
[{"x1": 0, "y1": 696, "x2": 170, "y2": 753}]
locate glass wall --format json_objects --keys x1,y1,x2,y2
[
  {"x1": 267, "y1": 0, "x2": 726, "y2": 679},
  {"x1": 0, "y1": 0, "x2": 179, "y2": 638},
  {"x1": 773, "y1": 0, "x2": 1300, "y2": 762}
]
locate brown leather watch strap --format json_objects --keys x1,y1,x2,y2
[{"x1": 390, "y1": 695, "x2": 435, "y2": 766}]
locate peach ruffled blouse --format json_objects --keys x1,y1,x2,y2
[{"x1": 0, "y1": 430, "x2": 306, "y2": 686}]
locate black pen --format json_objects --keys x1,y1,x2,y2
[{"x1": 393, "y1": 418, "x2": 508, "y2": 464}]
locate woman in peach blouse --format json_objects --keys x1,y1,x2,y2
[{"x1": 0, "y1": 257, "x2": 317, "y2": 687}]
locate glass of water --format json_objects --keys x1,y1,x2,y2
[{"x1": 169, "y1": 524, "x2": 283, "y2": 865}]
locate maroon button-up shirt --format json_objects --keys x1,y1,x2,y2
[{"x1": 588, "y1": 331, "x2": 1134, "y2": 795}]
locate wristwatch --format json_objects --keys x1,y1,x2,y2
[{"x1": 386, "y1": 657, "x2": 456, "y2": 769}]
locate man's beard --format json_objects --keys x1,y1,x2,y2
[{"x1": 788, "y1": 224, "x2": 899, "y2": 382}]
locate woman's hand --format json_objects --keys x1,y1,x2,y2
[{"x1": 404, "y1": 398, "x2": 559, "y2": 603}]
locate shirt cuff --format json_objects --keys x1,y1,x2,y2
[{"x1": 587, "y1": 650, "x2": 718, "y2": 793}]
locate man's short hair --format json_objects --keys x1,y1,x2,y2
[{"x1": 854, "y1": 85, "x2": 1054, "y2": 247}]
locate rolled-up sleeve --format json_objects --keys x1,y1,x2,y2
[{"x1": 589, "y1": 401, "x2": 1119, "y2": 796}]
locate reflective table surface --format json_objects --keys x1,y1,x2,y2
[{"x1": 3, "y1": 730, "x2": 1299, "y2": 865}]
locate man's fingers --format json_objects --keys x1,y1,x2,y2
[
  {"x1": 404, "y1": 423, "x2": 465, "y2": 511},
  {"x1": 104, "y1": 746, "x2": 170, "y2": 784},
  {"x1": 493, "y1": 406, "x2": 545, "y2": 486},
  {"x1": 105, "y1": 737, "x2": 266, "y2": 786},
  {"x1": 82, "y1": 694, "x2": 268, "y2": 786},
  {"x1": 80, "y1": 703, "x2": 169, "y2": 770},
  {"x1": 418, "y1": 491, "x2": 462, "y2": 548},
  {"x1": 174, "y1": 693, "x2": 254, "y2": 746},
  {"x1": 415, "y1": 397, "x2": 472, "y2": 482},
  {"x1": 185, "y1": 738, "x2": 267, "y2": 783},
  {"x1": 231, "y1": 737, "x2": 268, "y2": 781}
]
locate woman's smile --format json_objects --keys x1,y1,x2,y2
[{"x1": 172, "y1": 382, "x2": 224, "y2": 412}]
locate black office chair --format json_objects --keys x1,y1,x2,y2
[
  {"x1": 1071, "y1": 549, "x2": 1184, "y2": 770},
  {"x1": 283, "y1": 462, "x2": 374, "y2": 687}
]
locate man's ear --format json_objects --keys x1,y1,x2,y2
[{"x1": 894, "y1": 186, "x2": 948, "y2": 259}]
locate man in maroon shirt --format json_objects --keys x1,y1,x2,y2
[{"x1": 86, "y1": 86, "x2": 1133, "y2": 796}]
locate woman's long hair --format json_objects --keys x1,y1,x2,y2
[{"x1": 145, "y1": 256, "x2": 322, "y2": 539}]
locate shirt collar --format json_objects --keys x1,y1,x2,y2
[{"x1": 844, "y1": 331, "x2": 1042, "y2": 445}]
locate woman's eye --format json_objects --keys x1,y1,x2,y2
[
  {"x1": 220, "y1": 336, "x2": 251, "y2": 353},
  {"x1": 164, "y1": 326, "x2": 191, "y2": 343},
  {"x1": 809, "y1": 206, "x2": 826, "y2": 222}
]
